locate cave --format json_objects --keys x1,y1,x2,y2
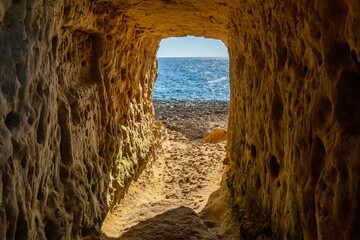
[{"x1": 0, "y1": 0, "x2": 359, "y2": 239}]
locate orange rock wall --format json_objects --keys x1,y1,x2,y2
[
  {"x1": 227, "y1": 0, "x2": 360, "y2": 239},
  {"x1": 0, "y1": 0, "x2": 359, "y2": 239}
]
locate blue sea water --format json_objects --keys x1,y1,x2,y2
[{"x1": 153, "y1": 57, "x2": 230, "y2": 100}]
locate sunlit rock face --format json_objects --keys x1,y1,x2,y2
[{"x1": 0, "y1": 0, "x2": 359, "y2": 239}]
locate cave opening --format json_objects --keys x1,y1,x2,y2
[
  {"x1": 152, "y1": 36, "x2": 230, "y2": 209},
  {"x1": 153, "y1": 36, "x2": 230, "y2": 137}
]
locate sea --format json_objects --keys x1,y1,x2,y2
[{"x1": 153, "y1": 57, "x2": 230, "y2": 101}]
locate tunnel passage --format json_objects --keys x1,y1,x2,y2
[{"x1": 0, "y1": 0, "x2": 359, "y2": 239}]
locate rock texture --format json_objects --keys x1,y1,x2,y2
[
  {"x1": 227, "y1": 1, "x2": 360, "y2": 239},
  {"x1": 203, "y1": 129, "x2": 227, "y2": 143},
  {"x1": 0, "y1": 0, "x2": 359, "y2": 239},
  {"x1": 0, "y1": 1, "x2": 160, "y2": 239}
]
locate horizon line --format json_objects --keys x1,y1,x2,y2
[{"x1": 157, "y1": 56, "x2": 229, "y2": 58}]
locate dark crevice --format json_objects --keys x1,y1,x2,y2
[
  {"x1": 36, "y1": 104, "x2": 46, "y2": 144},
  {"x1": 269, "y1": 155, "x2": 280, "y2": 179},
  {"x1": 89, "y1": 35, "x2": 104, "y2": 84},
  {"x1": 14, "y1": 203, "x2": 29, "y2": 240},
  {"x1": 44, "y1": 219, "x2": 61, "y2": 240},
  {"x1": 334, "y1": 70, "x2": 360, "y2": 135},
  {"x1": 310, "y1": 135, "x2": 326, "y2": 182},
  {"x1": 5, "y1": 111, "x2": 21, "y2": 131},
  {"x1": 51, "y1": 36, "x2": 58, "y2": 58},
  {"x1": 58, "y1": 101, "x2": 74, "y2": 165}
]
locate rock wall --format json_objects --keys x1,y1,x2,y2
[
  {"x1": 0, "y1": 1, "x2": 160, "y2": 238},
  {"x1": 0, "y1": 0, "x2": 359, "y2": 239},
  {"x1": 227, "y1": 0, "x2": 360, "y2": 239}
]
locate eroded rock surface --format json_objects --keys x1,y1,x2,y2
[
  {"x1": 0, "y1": 0, "x2": 359, "y2": 239},
  {"x1": 227, "y1": 1, "x2": 360, "y2": 239}
]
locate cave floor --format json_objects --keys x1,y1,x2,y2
[{"x1": 100, "y1": 127, "x2": 240, "y2": 240}]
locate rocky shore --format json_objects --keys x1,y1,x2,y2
[{"x1": 153, "y1": 100, "x2": 229, "y2": 140}]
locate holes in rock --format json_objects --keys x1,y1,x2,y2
[
  {"x1": 37, "y1": 105, "x2": 46, "y2": 144},
  {"x1": 302, "y1": 65, "x2": 309, "y2": 77},
  {"x1": 276, "y1": 40, "x2": 288, "y2": 70},
  {"x1": 66, "y1": 52, "x2": 72, "y2": 61},
  {"x1": 27, "y1": 115, "x2": 35, "y2": 126},
  {"x1": 255, "y1": 175, "x2": 261, "y2": 189},
  {"x1": 64, "y1": 6, "x2": 71, "y2": 18},
  {"x1": 322, "y1": 209, "x2": 329, "y2": 218},
  {"x1": 58, "y1": 106, "x2": 74, "y2": 165},
  {"x1": 269, "y1": 155, "x2": 280, "y2": 179},
  {"x1": 51, "y1": 36, "x2": 58, "y2": 58},
  {"x1": 91, "y1": 184, "x2": 97, "y2": 193},
  {"x1": 44, "y1": 219, "x2": 60, "y2": 239},
  {"x1": 81, "y1": 60, "x2": 87, "y2": 67},
  {"x1": 14, "y1": 205, "x2": 29, "y2": 240},
  {"x1": 271, "y1": 91, "x2": 284, "y2": 128},
  {"x1": 120, "y1": 68, "x2": 126, "y2": 79},
  {"x1": 326, "y1": 42, "x2": 350, "y2": 75},
  {"x1": 2, "y1": 170, "x2": 11, "y2": 198},
  {"x1": 38, "y1": 29, "x2": 43, "y2": 42},
  {"x1": 5, "y1": 111, "x2": 20, "y2": 131},
  {"x1": 20, "y1": 156, "x2": 27, "y2": 169},
  {"x1": 27, "y1": 166, "x2": 35, "y2": 183},
  {"x1": 276, "y1": 180, "x2": 281, "y2": 188},
  {"x1": 37, "y1": 185, "x2": 45, "y2": 201},
  {"x1": 81, "y1": 227, "x2": 97, "y2": 238},
  {"x1": 334, "y1": 69, "x2": 360, "y2": 134},
  {"x1": 250, "y1": 145, "x2": 257, "y2": 159},
  {"x1": 36, "y1": 81, "x2": 44, "y2": 96},
  {"x1": 310, "y1": 135, "x2": 326, "y2": 181},
  {"x1": 89, "y1": 35, "x2": 103, "y2": 84},
  {"x1": 59, "y1": 164, "x2": 70, "y2": 183}
]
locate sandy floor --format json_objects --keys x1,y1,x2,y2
[{"x1": 101, "y1": 100, "x2": 240, "y2": 240}]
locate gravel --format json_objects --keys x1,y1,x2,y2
[{"x1": 153, "y1": 100, "x2": 229, "y2": 140}]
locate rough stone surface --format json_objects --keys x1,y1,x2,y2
[
  {"x1": 203, "y1": 129, "x2": 227, "y2": 143},
  {"x1": 227, "y1": 1, "x2": 360, "y2": 239},
  {"x1": 0, "y1": 0, "x2": 359, "y2": 239},
  {"x1": 0, "y1": 1, "x2": 160, "y2": 238}
]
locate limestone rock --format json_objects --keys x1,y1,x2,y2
[{"x1": 203, "y1": 128, "x2": 227, "y2": 143}]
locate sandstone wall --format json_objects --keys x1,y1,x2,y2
[
  {"x1": 0, "y1": 0, "x2": 359, "y2": 239},
  {"x1": 227, "y1": 0, "x2": 360, "y2": 239},
  {"x1": 0, "y1": 1, "x2": 160, "y2": 238}
]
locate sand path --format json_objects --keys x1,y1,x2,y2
[
  {"x1": 101, "y1": 100, "x2": 240, "y2": 239},
  {"x1": 101, "y1": 127, "x2": 235, "y2": 239}
]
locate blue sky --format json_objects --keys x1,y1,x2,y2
[{"x1": 157, "y1": 36, "x2": 228, "y2": 57}]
